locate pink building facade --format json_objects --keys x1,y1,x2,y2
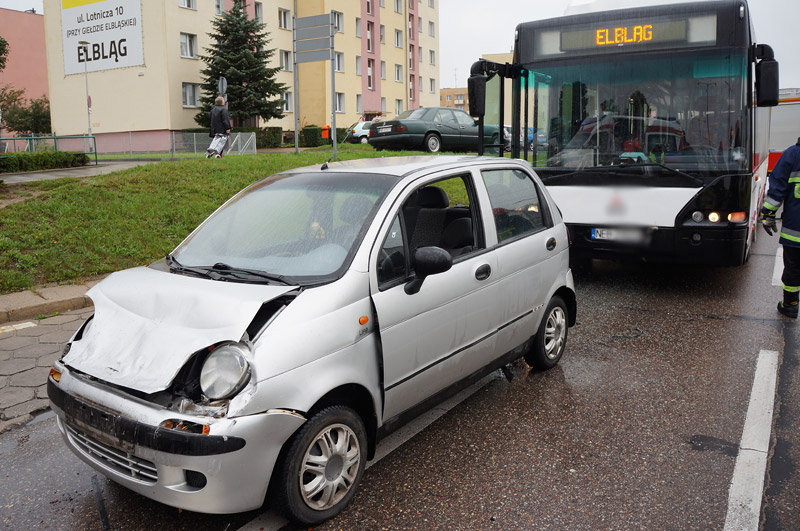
[{"x1": 0, "y1": 8, "x2": 48, "y2": 100}]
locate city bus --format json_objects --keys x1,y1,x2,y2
[{"x1": 469, "y1": 0, "x2": 779, "y2": 265}]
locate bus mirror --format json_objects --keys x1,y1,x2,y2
[
  {"x1": 468, "y1": 75, "x2": 486, "y2": 117},
  {"x1": 756, "y1": 58, "x2": 779, "y2": 107}
]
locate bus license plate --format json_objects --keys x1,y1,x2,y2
[{"x1": 591, "y1": 228, "x2": 644, "y2": 243}]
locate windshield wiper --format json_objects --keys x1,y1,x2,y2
[
  {"x1": 617, "y1": 161, "x2": 704, "y2": 186},
  {"x1": 210, "y1": 262, "x2": 291, "y2": 285},
  {"x1": 165, "y1": 254, "x2": 216, "y2": 280}
]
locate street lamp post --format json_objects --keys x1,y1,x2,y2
[{"x1": 78, "y1": 41, "x2": 92, "y2": 146}]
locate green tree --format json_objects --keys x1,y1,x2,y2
[
  {"x1": 0, "y1": 36, "x2": 8, "y2": 72},
  {"x1": 4, "y1": 96, "x2": 51, "y2": 135},
  {"x1": 194, "y1": 0, "x2": 286, "y2": 128}
]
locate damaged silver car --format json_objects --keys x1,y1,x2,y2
[{"x1": 48, "y1": 155, "x2": 576, "y2": 526}]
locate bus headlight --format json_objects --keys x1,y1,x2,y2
[
  {"x1": 200, "y1": 342, "x2": 251, "y2": 400},
  {"x1": 708, "y1": 212, "x2": 720, "y2": 223},
  {"x1": 691, "y1": 211, "x2": 704, "y2": 223}
]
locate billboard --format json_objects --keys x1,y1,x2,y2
[{"x1": 61, "y1": 0, "x2": 144, "y2": 75}]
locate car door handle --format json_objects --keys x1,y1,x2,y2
[
  {"x1": 546, "y1": 237, "x2": 557, "y2": 251},
  {"x1": 475, "y1": 264, "x2": 491, "y2": 281}
]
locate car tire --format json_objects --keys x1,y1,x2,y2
[
  {"x1": 359, "y1": 136, "x2": 369, "y2": 144},
  {"x1": 275, "y1": 405, "x2": 367, "y2": 526},
  {"x1": 424, "y1": 133, "x2": 441, "y2": 153},
  {"x1": 524, "y1": 295, "x2": 568, "y2": 370}
]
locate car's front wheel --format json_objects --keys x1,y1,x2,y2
[
  {"x1": 424, "y1": 133, "x2": 441, "y2": 153},
  {"x1": 524, "y1": 295, "x2": 568, "y2": 370},
  {"x1": 275, "y1": 406, "x2": 367, "y2": 526}
]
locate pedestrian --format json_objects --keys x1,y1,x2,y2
[
  {"x1": 761, "y1": 137, "x2": 800, "y2": 318},
  {"x1": 209, "y1": 96, "x2": 231, "y2": 157}
]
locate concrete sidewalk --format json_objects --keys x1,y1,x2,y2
[
  {"x1": 0, "y1": 280, "x2": 98, "y2": 325},
  {"x1": 1, "y1": 159, "x2": 158, "y2": 184}
]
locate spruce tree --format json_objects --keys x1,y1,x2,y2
[{"x1": 195, "y1": 0, "x2": 286, "y2": 128}]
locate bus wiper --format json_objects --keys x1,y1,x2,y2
[
  {"x1": 165, "y1": 254, "x2": 215, "y2": 279},
  {"x1": 618, "y1": 161, "x2": 704, "y2": 186},
  {"x1": 210, "y1": 262, "x2": 292, "y2": 285}
]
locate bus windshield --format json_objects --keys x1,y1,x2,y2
[{"x1": 524, "y1": 49, "x2": 748, "y2": 173}]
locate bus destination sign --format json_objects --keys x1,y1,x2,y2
[{"x1": 562, "y1": 19, "x2": 688, "y2": 51}]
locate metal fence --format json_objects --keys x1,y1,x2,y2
[{"x1": 0, "y1": 131, "x2": 257, "y2": 161}]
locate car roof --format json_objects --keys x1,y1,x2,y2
[{"x1": 283, "y1": 155, "x2": 530, "y2": 180}]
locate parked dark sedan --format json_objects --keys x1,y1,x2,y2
[{"x1": 368, "y1": 107, "x2": 501, "y2": 153}]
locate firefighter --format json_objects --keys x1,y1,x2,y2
[{"x1": 761, "y1": 137, "x2": 800, "y2": 318}]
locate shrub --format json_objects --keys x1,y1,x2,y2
[
  {"x1": 0, "y1": 151, "x2": 89, "y2": 174},
  {"x1": 263, "y1": 127, "x2": 283, "y2": 148},
  {"x1": 301, "y1": 126, "x2": 323, "y2": 147}
]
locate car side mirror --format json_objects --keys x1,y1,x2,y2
[{"x1": 404, "y1": 246, "x2": 452, "y2": 295}]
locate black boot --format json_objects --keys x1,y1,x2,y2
[{"x1": 778, "y1": 290, "x2": 799, "y2": 318}]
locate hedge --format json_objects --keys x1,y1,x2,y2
[
  {"x1": 301, "y1": 126, "x2": 323, "y2": 147},
  {"x1": 0, "y1": 151, "x2": 89, "y2": 174}
]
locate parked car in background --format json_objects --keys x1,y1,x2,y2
[
  {"x1": 345, "y1": 120, "x2": 373, "y2": 144},
  {"x1": 48, "y1": 156, "x2": 575, "y2": 526},
  {"x1": 368, "y1": 107, "x2": 501, "y2": 153}
]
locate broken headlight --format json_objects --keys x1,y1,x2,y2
[{"x1": 199, "y1": 342, "x2": 251, "y2": 400}]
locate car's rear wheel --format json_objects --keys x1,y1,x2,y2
[
  {"x1": 524, "y1": 295, "x2": 568, "y2": 370},
  {"x1": 424, "y1": 133, "x2": 441, "y2": 153},
  {"x1": 359, "y1": 136, "x2": 369, "y2": 144},
  {"x1": 275, "y1": 406, "x2": 367, "y2": 526}
]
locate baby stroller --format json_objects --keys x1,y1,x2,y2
[{"x1": 206, "y1": 133, "x2": 228, "y2": 158}]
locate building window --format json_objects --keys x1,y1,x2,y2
[
  {"x1": 380, "y1": 60, "x2": 386, "y2": 80},
  {"x1": 381, "y1": 97, "x2": 387, "y2": 113},
  {"x1": 367, "y1": 0, "x2": 372, "y2": 14},
  {"x1": 335, "y1": 92, "x2": 345, "y2": 113},
  {"x1": 278, "y1": 8, "x2": 290, "y2": 30},
  {"x1": 357, "y1": 94, "x2": 363, "y2": 113},
  {"x1": 380, "y1": 0, "x2": 385, "y2": 7},
  {"x1": 395, "y1": 99, "x2": 403, "y2": 116},
  {"x1": 409, "y1": 45, "x2": 414, "y2": 69},
  {"x1": 182, "y1": 83, "x2": 200, "y2": 107},
  {"x1": 394, "y1": 29, "x2": 403, "y2": 48},
  {"x1": 332, "y1": 11, "x2": 344, "y2": 32},
  {"x1": 179, "y1": 0, "x2": 196, "y2": 9},
  {"x1": 334, "y1": 52, "x2": 344, "y2": 72},
  {"x1": 409, "y1": 75, "x2": 415, "y2": 101},
  {"x1": 428, "y1": 21, "x2": 435, "y2": 36},
  {"x1": 180, "y1": 33, "x2": 198, "y2": 58},
  {"x1": 215, "y1": 0, "x2": 223, "y2": 15},
  {"x1": 419, "y1": 75, "x2": 423, "y2": 93},
  {"x1": 394, "y1": 0, "x2": 402, "y2": 13},
  {"x1": 394, "y1": 64, "x2": 402, "y2": 82},
  {"x1": 283, "y1": 91, "x2": 293, "y2": 112},
  {"x1": 380, "y1": 25, "x2": 385, "y2": 43},
  {"x1": 430, "y1": 78, "x2": 436, "y2": 93},
  {"x1": 366, "y1": 22, "x2": 373, "y2": 51},
  {"x1": 367, "y1": 58, "x2": 374, "y2": 89},
  {"x1": 429, "y1": 0, "x2": 434, "y2": 7},
  {"x1": 280, "y1": 50, "x2": 292, "y2": 71},
  {"x1": 446, "y1": 94, "x2": 452, "y2": 101},
  {"x1": 429, "y1": 49, "x2": 435, "y2": 65},
  {"x1": 419, "y1": 16, "x2": 422, "y2": 33},
  {"x1": 356, "y1": 56, "x2": 362, "y2": 76},
  {"x1": 408, "y1": 15, "x2": 413, "y2": 35},
  {"x1": 356, "y1": 17, "x2": 361, "y2": 37},
  {"x1": 254, "y1": 2, "x2": 263, "y2": 23}
]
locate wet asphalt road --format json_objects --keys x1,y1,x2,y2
[{"x1": 1, "y1": 231, "x2": 799, "y2": 530}]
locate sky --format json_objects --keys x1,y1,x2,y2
[
  {"x1": 440, "y1": 0, "x2": 800, "y2": 89},
  {"x1": 1, "y1": 0, "x2": 797, "y2": 89}
]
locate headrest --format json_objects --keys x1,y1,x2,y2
[
  {"x1": 339, "y1": 194, "x2": 374, "y2": 225},
  {"x1": 441, "y1": 217, "x2": 473, "y2": 249},
  {"x1": 417, "y1": 186, "x2": 449, "y2": 208}
]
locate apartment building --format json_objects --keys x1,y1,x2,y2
[
  {"x1": 440, "y1": 88, "x2": 468, "y2": 111},
  {"x1": 43, "y1": 0, "x2": 439, "y2": 146}
]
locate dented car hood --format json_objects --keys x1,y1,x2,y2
[{"x1": 62, "y1": 267, "x2": 297, "y2": 394}]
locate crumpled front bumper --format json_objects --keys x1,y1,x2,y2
[{"x1": 48, "y1": 362, "x2": 305, "y2": 514}]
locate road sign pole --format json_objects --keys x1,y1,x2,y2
[
  {"x1": 330, "y1": 13, "x2": 337, "y2": 161},
  {"x1": 293, "y1": 16, "x2": 300, "y2": 154}
]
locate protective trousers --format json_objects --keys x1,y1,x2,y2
[{"x1": 780, "y1": 245, "x2": 800, "y2": 317}]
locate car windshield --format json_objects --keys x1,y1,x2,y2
[
  {"x1": 397, "y1": 108, "x2": 429, "y2": 120},
  {"x1": 172, "y1": 172, "x2": 396, "y2": 283},
  {"x1": 522, "y1": 49, "x2": 748, "y2": 173}
]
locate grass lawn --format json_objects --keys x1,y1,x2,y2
[{"x1": 0, "y1": 146, "x2": 475, "y2": 294}]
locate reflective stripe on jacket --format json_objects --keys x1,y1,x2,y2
[{"x1": 766, "y1": 143, "x2": 800, "y2": 248}]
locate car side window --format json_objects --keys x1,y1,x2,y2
[
  {"x1": 435, "y1": 109, "x2": 457, "y2": 125},
  {"x1": 482, "y1": 169, "x2": 546, "y2": 242},
  {"x1": 377, "y1": 215, "x2": 407, "y2": 285},
  {"x1": 454, "y1": 111, "x2": 474, "y2": 127}
]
